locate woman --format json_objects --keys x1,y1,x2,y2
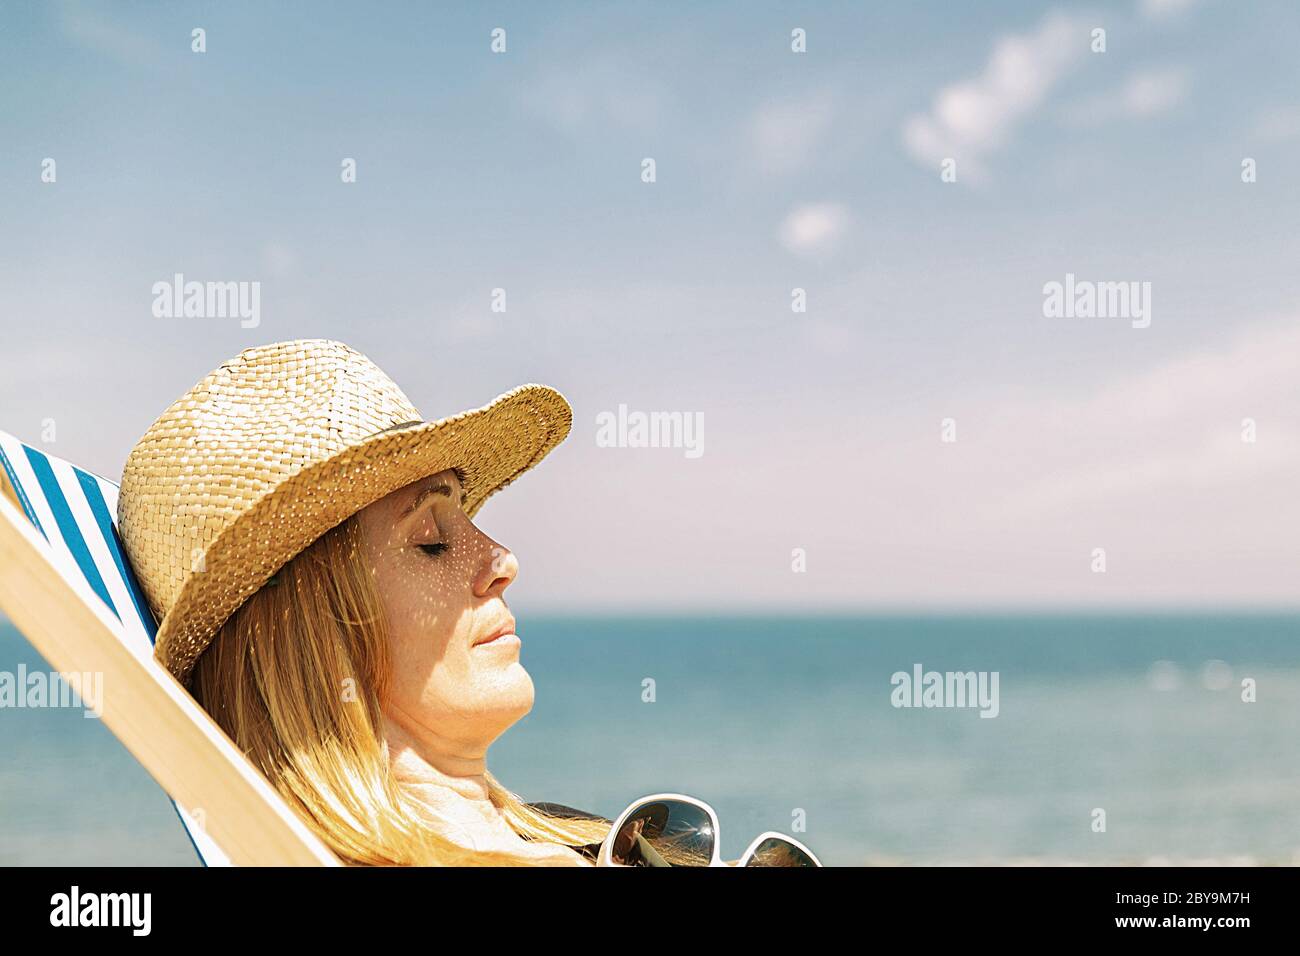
[{"x1": 116, "y1": 339, "x2": 609, "y2": 865}]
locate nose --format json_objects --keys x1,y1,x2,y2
[{"x1": 473, "y1": 537, "x2": 518, "y2": 598}]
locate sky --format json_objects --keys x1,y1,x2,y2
[{"x1": 1, "y1": 0, "x2": 1298, "y2": 612}]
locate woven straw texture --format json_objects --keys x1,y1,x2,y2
[{"x1": 117, "y1": 339, "x2": 572, "y2": 686}]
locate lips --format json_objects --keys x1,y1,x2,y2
[{"x1": 473, "y1": 616, "x2": 518, "y2": 647}]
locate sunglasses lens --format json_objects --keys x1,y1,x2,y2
[
  {"x1": 608, "y1": 800, "x2": 715, "y2": 866},
  {"x1": 743, "y1": 837, "x2": 820, "y2": 867}
]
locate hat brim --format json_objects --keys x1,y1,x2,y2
[{"x1": 153, "y1": 383, "x2": 572, "y2": 686}]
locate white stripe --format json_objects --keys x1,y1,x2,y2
[
  {"x1": 0, "y1": 431, "x2": 40, "y2": 523},
  {"x1": 50, "y1": 459, "x2": 152, "y2": 660},
  {"x1": 90, "y1": 473, "x2": 159, "y2": 642},
  {"x1": 95, "y1": 476, "x2": 121, "y2": 519},
  {"x1": 0, "y1": 433, "x2": 84, "y2": 586},
  {"x1": 87, "y1": 469, "x2": 158, "y2": 649},
  {"x1": 176, "y1": 803, "x2": 233, "y2": 867}
]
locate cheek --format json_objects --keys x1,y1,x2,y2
[
  {"x1": 386, "y1": 557, "x2": 454, "y2": 633},
  {"x1": 373, "y1": 550, "x2": 477, "y2": 702},
  {"x1": 381, "y1": 556, "x2": 455, "y2": 654}
]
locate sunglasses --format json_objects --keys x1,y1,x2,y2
[{"x1": 595, "y1": 792, "x2": 822, "y2": 867}]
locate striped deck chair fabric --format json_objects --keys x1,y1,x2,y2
[{"x1": 0, "y1": 430, "x2": 230, "y2": 866}]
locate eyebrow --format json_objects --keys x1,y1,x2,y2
[
  {"x1": 398, "y1": 472, "x2": 467, "y2": 519},
  {"x1": 400, "y1": 483, "x2": 452, "y2": 519}
]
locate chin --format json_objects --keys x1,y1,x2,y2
[{"x1": 482, "y1": 663, "x2": 535, "y2": 723}]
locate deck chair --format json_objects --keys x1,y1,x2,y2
[{"x1": 0, "y1": 429, "x2": 338, "y2": 866}]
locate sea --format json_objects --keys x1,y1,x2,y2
[{"x1": 2, "y1": 613, "x2": 1297, "y2": 866}]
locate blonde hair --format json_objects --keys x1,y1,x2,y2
[{"x1": 189, "y1": 513, "x2": 608, "y2": 865}]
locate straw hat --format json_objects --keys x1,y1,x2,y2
[{"x1": 117, "y1": 338, "x2": 572, "y2": 686}]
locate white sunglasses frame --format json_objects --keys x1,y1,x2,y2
[{"x1": 595, "y1": 792, "x2": 823, "y2": 867}]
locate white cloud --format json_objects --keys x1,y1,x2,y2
[
  {"x1": 517, "y1": 55, "x2": 665, "y2": 136},
  {"x1": 1140, "y1": 0, "x2": 1198, "y2": 20},
  {"x1": 58, "y1": 1, "x2": 163, "y2": 65},
  {"x1": 902, "y1": 12, "x2": 1086, "y2": 178},
  {"x1": 260, "y1": 243, "x2": 298, "y2": 278},
  {"x1": 845, "y1": 318, "x2": 1300, "y2": 606},
  {"x1": 1064, "y1": 67, "x2": 1190, "y2": 125},
  {"x1": 540, "y1": 316, "x2": 1300, "y2": 610},
  {"x1": 1120, "y1": 67, "x2": 1190, "y2": 115},
  {"x1": 1007, "y1": 321, "x2": 1300, "y2": 515},
  {"x1": 1251, "y1": 106, "x2": 1300, "y2": 144},
  {"x1": 778, "y1": 203, "x2": 849, "y2": 257},
  {"x1": 749, "y1": 92, "x2": 836, "y2": 175}
]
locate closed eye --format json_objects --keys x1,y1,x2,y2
[{"x1": 417, "y1": 542, "x2": 448, "y2": 558}]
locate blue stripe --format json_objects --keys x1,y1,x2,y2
[
  {"x1": 23, "y1": 446, "x2": 119, "y2": 620},
  {"x1": 76, "y1": 469, "x2": 158, "y2": 641},
  {"x1": 12, "y1": 445, "x2": 208, "y2": 866},
  {"x1": 0, "y1": 444, "x2": 47, "y2": 541}
]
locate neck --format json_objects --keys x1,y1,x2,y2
[
  {"x1": 378, "y1": 707, "x2": 588, "y2": 866},
  {"x1": 380, "y1": 708, "x2": 507, "y2": 831}
]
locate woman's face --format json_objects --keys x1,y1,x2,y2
[{"x1": 356, "y1": 470, "x2": 533, "y2": 748}]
